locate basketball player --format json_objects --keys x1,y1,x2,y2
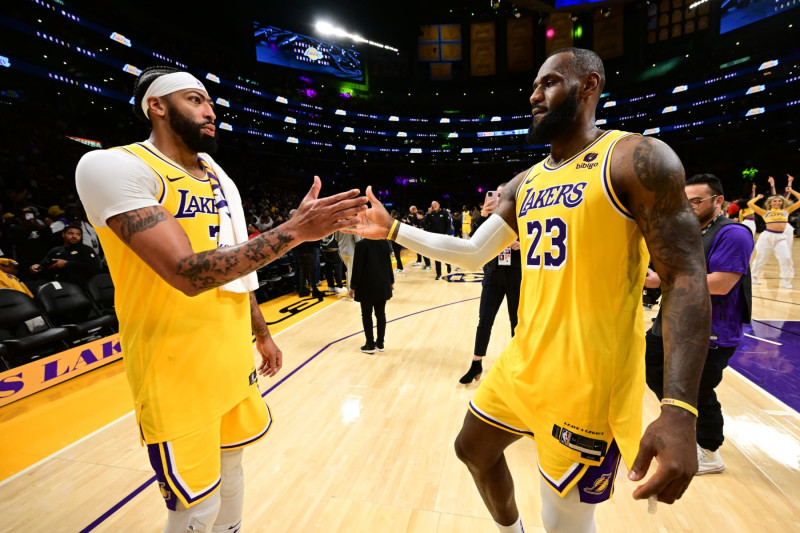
[
  {"x1": 345, "y1": 48, "x2": 711, "y2": 532},
  {"x1": 747, "y1": 181, "x2": 800, "y2": 289},
  {"x1": 75, "y1": 66, "x2": 366, "y2": 532}
]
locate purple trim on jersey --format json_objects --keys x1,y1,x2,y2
[
  {"x1": 601, "y1": 135, "x2": 635, "y2": 220},
  {"x1": 764, "y1": 227, "x2": 785, "y2": 234},
  {"x1": 576, "y1": 440, "x2": 621, "y2": 504},
  {"x1": 540, "y1": 462, "x2": 583, "y2": 493},
  {"x1": 135, "y1": 142, "x2": 210, "y2": 183},
  {"x1": 468, "y1": 400, "x2": 536, "y2": 438},
  {"x1": 221, "y1": 404, "x2": 273, "y2": 449},
  {"x1": 542, "y1": 130, "x2": 614, "y2": 171},
  {"x1": 118, "y1": 146, "x2": 167, "y2": 204},
  {"x1": 147, "y1": 441, "x2": 221, "y2": 510}
]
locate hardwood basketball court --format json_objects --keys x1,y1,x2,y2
[{"x1": 1, "y1": 245, "x2": 799, "y2": 532}]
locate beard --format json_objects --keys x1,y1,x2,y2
[
  {"x1": 526, "y1": 86, "x2": 579, "y2": 144},
  {"x1": 167, "y1": 107, "x2": 218, "y2": 154}
]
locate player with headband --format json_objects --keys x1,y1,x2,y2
[{"x1": 76, "y1": 66, "x2": 367, "y2": 532}]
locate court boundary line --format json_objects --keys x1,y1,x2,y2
[
  {"x1": 74, "y1": 296, "x2": 479, "y2": 532},
  {"x1": 0, "y1": 300, "x2": 344, "y2": 488},
  {"x1": 0, "y1": 412, "x2": 134, "y2": 488},
  {"x1": 727, "y1": 367, "x2": 800, "y2": 418}
]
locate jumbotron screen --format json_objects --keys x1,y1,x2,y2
[
  {"x1": 254, "y1": 24, "x2": 364, "y2": 82},
  {"x1": 720, "y1": 0, "x2": 799, "y2": 34}
]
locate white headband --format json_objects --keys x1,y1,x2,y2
[{"x1": 141, "y1": 72, "x2": 208, "y2": 118}]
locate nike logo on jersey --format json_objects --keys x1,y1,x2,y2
[{"x1": 165, "y1": 174, "x2": 184, "y2": 182}]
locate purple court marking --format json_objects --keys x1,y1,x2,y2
[
  {"x1": 729, "y1": 320, "x2": 800, "y2": 413},
  {"x1": 79, "y1": 296, "x2": 479, "y2": 531},
  {"x1": 78, "y1": 475, "x2": 156, "y2": 533}
]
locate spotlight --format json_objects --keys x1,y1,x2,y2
[
  {"x1": 600, "y1": 7, "x2": 612, "y2": 17},
  {"x1": 569, "y1": 13, "x2": 579, "y2": 22}
]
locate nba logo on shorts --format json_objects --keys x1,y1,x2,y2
[{"x1": 560, "y1": 429, "x2": 571, "y2": 445}]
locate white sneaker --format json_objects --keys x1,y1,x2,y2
[
  {"x1": 393, "y1": 268, "x2": 404, "y2": 273},
  {"x1": 780, "y1": 280, "x2": 793, "y2": 289},
  {"x1": 751, "y1": 278, "x2": 761, "y2": 285},
  {"x1": 696, "y1": 444, "x2": 725, "y2": 475}
]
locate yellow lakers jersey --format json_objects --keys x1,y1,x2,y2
[
  {"x1": 493, "y1": 130, "x2": 648, "y2": 468},
  {"x1": 737, "y1": 207, "x2": 754, "y2": 221},
  {"x1": 763, "y1": 208, "x2": 789, "y2": 224},
  {"x1": 95, "y1": 142, "x2": 255, "y2": 443}
]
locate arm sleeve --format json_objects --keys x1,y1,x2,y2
[
  {"x1": 395, "y1": 213, "x2": 517, "y2": 271},
  {"x1": 75, "y1": 149, "x2": 161, "y2": 227}
]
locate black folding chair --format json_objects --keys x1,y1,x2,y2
[
  {"x1": 36, "y1": 282, "x2": 118, "y2": 341},
  {"x1": 0, "y1": 289, "x2": 72, "y2": 367}
]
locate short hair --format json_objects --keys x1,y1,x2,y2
[
  {"x1": 686, "y1": 173, "x2": 724, "y2": 196},
  {"x1": 65, "y1": 223, "x2": 83, "y2": 235},
  {"x1": 548, "y1": 47, "x2": 606, "y2": 91},
  {"x1": 132, "y1": 66, "x2": 183, "y2": 123}
]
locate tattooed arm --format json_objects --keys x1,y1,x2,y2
[
  {"x1": 107, "y1": 176, "x2": 367, "y2": 296},
  {"x1": 250, "y1": 292, "x2": 282, "y2": 377},
  {"x1": 611, "y1": 135, "x2": 711, "y2": 504}
]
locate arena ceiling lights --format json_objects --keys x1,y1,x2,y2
[{"x1": 315, "y1": 21, "x2": 398, "y2": 52}]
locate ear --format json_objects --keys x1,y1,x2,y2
[
  {"x1": 581, "y1": 72, "x2": 601, "y2": 98},
  {"x1": 147, "y1": 96, "x2": 168, "y2": 119}
]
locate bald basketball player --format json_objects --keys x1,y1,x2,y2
[{"x1": 346, "y1": 48, "x2": 710, "y2": 532}]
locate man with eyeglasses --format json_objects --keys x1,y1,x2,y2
[{"x1": 643, "y1": 173, "x2": 753, "y2": 476}]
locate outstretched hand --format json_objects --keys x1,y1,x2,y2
[
  {"x1": 628, "y1": 408, "x2": 697, "y2": 504},
  {"x1": 340, "y1": 186, "x2": 394, "y2": 240},
  {"x1": 286, "y1": 176, "x2": 367, "y2": 242}
]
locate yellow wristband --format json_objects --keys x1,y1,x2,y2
[
  {"x1": 388, "y1": 219, "x2": 399, "y2": 239},
  {"x1": 660, "y1": 398, "x2": 698, "y2": 417}
]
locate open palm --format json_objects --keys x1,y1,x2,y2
[{"x1": 344, "y1": 186, "x2": 394, "y2": 239}]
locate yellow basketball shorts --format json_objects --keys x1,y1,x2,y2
[
  {"x1": 469, "y1": 374, "x2": 621, "y2": 504},
  {"x1": 146, "y1": 386, "x2": 272, "y2": 510}
]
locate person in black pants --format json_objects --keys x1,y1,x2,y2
[
  {"x1": 389, "y1": 210, "x2": 405, "y2": 273},
  {"x1": 459, "y1": 184, "x2": 522, "y2": 384},
  {"x1": 295, "y1": 239, "x2": 324, "y2": 300},
  {"x1": 424, "y1": 200, "x2": 452, "y2": 279},
  {"x1": 321, "y1": 234, "x2": 345, "y2": 294},
  {"x1": 349, "y1": 238, "x2": 394, "y2": 353},
  {"x1": 405, "y1": 206, "x2": 425, "y2": 266},
  {"x1": 644, "y1": 173, "x2": 753, "y2": 475}
]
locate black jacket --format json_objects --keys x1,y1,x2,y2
[
  {"x1": 40, "y1": 242, "x2": 101, "y2": 286},
  {"x1": 424, "y1": 209, "x2": 451, "y2": 234},
  {"x1": 350, "y1": 239, "x2": 394, "y2": 302}
]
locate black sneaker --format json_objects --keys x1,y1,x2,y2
[
  {"x1": 376, "y1": 342, "x2": 384, "y2": 352},
  {"x1": 360, "y1": 343, "x2": 376, "y2": 354}
]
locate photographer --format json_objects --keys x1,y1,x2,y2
[{"x1": 29, "y1": 224, "x2": 101, "y2": 288}]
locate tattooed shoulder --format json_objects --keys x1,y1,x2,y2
[
  {"x1": 112, "y1": 206, "x2": 167, "y2": 244},
  {"x1": 630, "y1": 136, "x2": 685, "y2": 195}
]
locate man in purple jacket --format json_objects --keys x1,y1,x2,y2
[{"x1": 643, "y1": 173, "x2": 754, "y2": 476}]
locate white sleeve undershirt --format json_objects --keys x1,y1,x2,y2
[
  {"x1": 395, "y1": 213, "x2": 518, "y2": 271},
  {"x1": 75, "y1": 148, "x2": 161, "y2": 228}
]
